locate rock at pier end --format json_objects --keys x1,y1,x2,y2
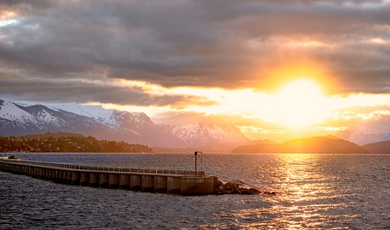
[{"x1": 213, "y1": 180, "x2": 276, "y2": 195}]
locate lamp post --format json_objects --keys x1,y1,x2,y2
[{"x1": 194, "y1": 151, "x2": 202, "y2": 176}]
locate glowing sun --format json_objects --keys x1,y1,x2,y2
[{"x1": 271, "y1": 79, "x2": 328, "y2": 127}]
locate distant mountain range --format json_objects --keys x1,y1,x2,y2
[
  {"x1": 232, "y1": 136, "x2": 370, "y2": 153},
  {"x1": 0, "y1": 99, "x2": 249, "y2": 149},
  {"x1": 2, "y1": 98, "x2": 390, "y2": 153}
]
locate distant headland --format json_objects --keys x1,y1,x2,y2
[{"x1": 232, "y1": 136, "x2": 371, "y2": 154}]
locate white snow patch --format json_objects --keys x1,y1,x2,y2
[
  {"x1": 0, "y1": 99, "x2": 35, "y2": 123},
  {"x1": 48, "y1": 104, "x2": 114, "y2": 121}
]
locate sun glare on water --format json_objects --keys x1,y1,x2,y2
[{"x1": 270, "y1": 79, "x2": 328, "y2": 128}]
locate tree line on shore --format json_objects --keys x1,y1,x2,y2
[{"x1": 0, "y1": 133, "x2": 153, "y2": 153}]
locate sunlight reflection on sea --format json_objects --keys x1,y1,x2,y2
[{"x1": 1, "y1": 153, "x2": 390, "y2": 229}]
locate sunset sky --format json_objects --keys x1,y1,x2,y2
[{"x1": 1, "y1": 0, "x2": 390, "y2": 140}]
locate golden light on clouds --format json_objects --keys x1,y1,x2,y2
[
  {"x1": 0, "y1": 10, "x2": 17, "y2": 27},
  {"x1": 1, "y1": 65, "x2": 387, "y2": 142},
  {"x1": 0, "y1": 11, "x2": 16, "y2": 19},
  {"x1": 370, "y1": 38, "x2": 387, "y2": 44},
  {"x1": 99, "y1": 77, "x2": 390, "y2": 137}
]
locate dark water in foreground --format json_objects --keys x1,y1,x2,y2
[{"x1": 1, "y1": 153, "x2": 390, "y2": 229}]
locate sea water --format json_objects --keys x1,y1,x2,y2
[{"x1": 1, "y1": 153, "x2": 390, "y2": 229}]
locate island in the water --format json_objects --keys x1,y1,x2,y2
[
  {"x1": 0, "y1": 132, "x2": 152, "y2": 153},
  {"x1": 361, "y1": 141, "x2": 390, "y2": 153},
  {"x1": 232, "y1": 136, "x2": 370, "y2": 153}
]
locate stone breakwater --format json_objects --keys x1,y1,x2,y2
[
  {"x1": 214, "y1": 180, "x2": 276, "y2": 195},
  {"x1": 0, "y1": 159, "x2": 271, "y2": 196}
]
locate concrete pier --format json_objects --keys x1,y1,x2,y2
[
  {"x1": 99, "y1": 173, "x2": 109, "y2": 188},
  {"x1": 109, "y1": 174, "x2": 119, "y2": 189},
  {"x1": 154, "y1": 176, "x2": 167, "y2": 193},
  {"x1": 142, "y1": 175, "x2": 154, "y2": 192},
  {"x1": 71, "y1": 172, "x2": 80, "y2": 185},
  {"x1": 89, "y1": 172, "x2": 99, "y2": 187},
  {"x1": 119, "y1": 174, "x2": 130, "y2": 189},
  {"x1": 66, "y1": 171, "x2": 72, "y2": 184},
  {"x1": 167, "y1": 177, "x2": 182, "y2": 194},
  {"x1": 130, "y1": 175, "x2": 142, "y2": 191},
  {"x1": 181, "y1": 177, "x2": 215, "y2": 196},
  {"x1": 80, "y1": 172, "x2": 89, "y2": 186},
  {"x1": 0, "y1": 159, "x2": 215, "y2": 195}
]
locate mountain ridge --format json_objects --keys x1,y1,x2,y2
[
  {"x1": 232, "y1": 136, "x2": 370, "y2": 153},
  {"x1": 361, "y1": 141, "x2": 390, "y2": 153},
  {"x1": 0, "y1": 99, "x2": 249, "y2": 149}
]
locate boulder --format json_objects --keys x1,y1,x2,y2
[{"x1": 212, "y1": 181, "x2": 274, "y2": 195}]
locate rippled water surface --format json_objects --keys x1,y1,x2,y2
[{"x1": 1, "y1": 153, "x2": 390, "y2": 229}]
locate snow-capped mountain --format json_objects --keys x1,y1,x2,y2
[
  {"x1": 0, "y1": 99, "x2": 249, "y2": 148},
  {"x1": 0, "y1": 99, "x2": 113, "y2": 138},
  {"x1": 172, "y1": 123, "x2": 249, "y2": 148}
]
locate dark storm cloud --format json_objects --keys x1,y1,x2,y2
[
  {"x1": 0, "y1": 71, "x2": 212, "y2": 107},
  {"x1": 1, "y1": 0, "x2": 390, "y2": 104},
  {"x1": 0, "y1": 0, "x2": 53, "y2": 9}
]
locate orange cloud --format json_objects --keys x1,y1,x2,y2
[{"x1": 0, "y1": 11, "x2": 17, "y2": 19}]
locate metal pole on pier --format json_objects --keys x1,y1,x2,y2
[
  {"x1": 195, "y1": 151, "x2": 197, "y2": 175},
  {"x1": 194, "y1": 151, "x2": 202, "y2": 176}
]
